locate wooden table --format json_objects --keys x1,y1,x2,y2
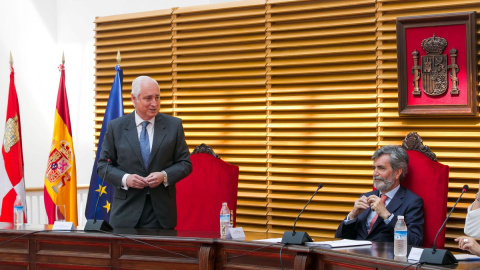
[{"x1": 0, "y1": 223, "x2": 478, "y2": 269}]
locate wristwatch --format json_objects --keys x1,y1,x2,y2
[{"x1": 162, "y1": 170, "x2": 168, "y2": 184}]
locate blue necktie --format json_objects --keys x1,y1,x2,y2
[{"x1": 140, "y1": 121, "x2": 150, "y2": 170}]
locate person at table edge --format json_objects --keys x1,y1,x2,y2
[
  {"x1": 456, "y1": 179, "x2": 480, "y2": 256},
  {"x1": 335, "y1": 145, "x2": 424, "y2": 246}
]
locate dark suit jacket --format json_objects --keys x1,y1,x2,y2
[
  {"x1": 97, "y1": 112, "x2": 192, "y2": 229},
  {"x1": 334, "y1": 186, "x2": 424, "y2": 246}
]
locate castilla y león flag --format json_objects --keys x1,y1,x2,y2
[
  {"x1": 0, "y1": 66, "x2": 26, "y2": 223},
  {"x1": 44, "y1": 63, "x2": 78, "y2": 226}
]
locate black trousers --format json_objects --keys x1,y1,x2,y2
[{"x1": 135, "y1": 194, "x2": 161, "y2": 229}]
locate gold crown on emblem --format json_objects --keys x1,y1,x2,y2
[{"x1": 421, "y1": 34, "x2": 447, "y2": 55}]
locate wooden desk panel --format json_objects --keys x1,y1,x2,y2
[
  {"x1": 0, "y1": 225, "x2": 479, "y2": 270},
  {"x1": 215, "y1": 240, "x2": 312, "y2": 270},
  {"x1": 0, "y1": 227, "x2": 215, "y2": 270},
  {"x1": 0, "y1": 230, "x2": 30, "y2": 269}
]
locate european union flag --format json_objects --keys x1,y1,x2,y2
[{"x1": 85, "y1": 65, "x2": 123, "y2": 222}]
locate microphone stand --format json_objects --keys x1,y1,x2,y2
[
  {"x1": 85, "y1": 159, "x2": 113, "y2": 231},
  {"x1": 281, "y1": 184, "x2": 323, "y2": 245},
  {"x1": 419, "y1": 185, "x2": 468, "y2": 265}
]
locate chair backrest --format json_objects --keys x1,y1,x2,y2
[
  {"x1": 400, "y1": 132, "x2": 449, "y2": 248},
  {"x1": 175, "y1": 148, "x2": 239, "y2": 232}
]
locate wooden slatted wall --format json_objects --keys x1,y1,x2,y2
[
  {"x1": 375, "y1": 0, "x2": 480, "y2": 249},
  {"x1": 172, "y1": 1, "x2": 269, "y2": 232},
  {"x1": 95, "y1": 9, "x2": 175, "y2": 119},
  {"x1": 265, "y1": 0, "x2": 379, "y2": 238},
  {"x1": 94, "y1": 0, "x2": 480, "y2": 249}
]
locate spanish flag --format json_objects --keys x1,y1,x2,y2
[{"x1": 44, "y1": 62, "x2": 78, "y2": 226}]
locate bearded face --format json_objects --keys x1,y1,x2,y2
[
  {"x1": 372, "y1": 154, "x2": 401, "y2": 193},
  {"x1": 373, "y1": 174, "x2": 396, "y2": 193}
]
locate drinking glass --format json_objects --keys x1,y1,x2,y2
[{"x1": 55, "y1": 204, "x2": 66, "y2": 222}]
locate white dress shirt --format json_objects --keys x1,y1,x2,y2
[{"x1": 464, "y1": 203, "x2": 480, "y2": 238}]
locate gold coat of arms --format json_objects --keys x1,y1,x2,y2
[{"x1": 411, "y1": 34, "x2": 459, "y2": 96}]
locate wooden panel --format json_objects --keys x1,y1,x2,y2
[
  {"x1": 93, "y1": 0, "x2": 480, "y2": 251},
  {"x1": 265, "y1": 0, "x2": 378, "y2": 238},
  {"x1": 94, "y1": 9, "x2": 174, "y2": 144},
  {"x1": 0, "y1": 229, "x2": 471, "y2": 270},
  {"x1": 0, "y1": 232, "x2": 29, "y2": 268},
  {"x1": 33, "y1": 235, "x2": 112, "y2": 267},
  {"x1": 172, "y1": 1, "x2": 269, "y2": 232}
]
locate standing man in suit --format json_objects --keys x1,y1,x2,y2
[
  {"x1": 335, "y1": 145, "x2": 424, "y2": 246},
  {"x1": 97, "y1": 75, "x2": 192, "y2": 229}
]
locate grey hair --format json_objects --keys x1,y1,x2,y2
[
  {"x1": 131, "y1": 76, "x2": 159, "y2": 99},
  {"x1": 372, "y1": 145, "x2": 409, "y2": 181}
]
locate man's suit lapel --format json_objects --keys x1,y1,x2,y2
[
  {"x1": 123, "y1": 113, "x2": 144, "y2": 166},
  {"x1": 150, "y1": 114, "x2": 167, "y2": 163},
  {"x1": 386, "y1": 186, "x2": 406, "y2": 213}
]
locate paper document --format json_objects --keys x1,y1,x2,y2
[
  {"x1": 454, "y1": 254, "x2": 480, "y2": 261},
  {"x1": 252, "y1": 238, "x2": 282, "y2": 243},
  {"x1": 305, "y1": 239, "x2": 372, "y2": 248}
]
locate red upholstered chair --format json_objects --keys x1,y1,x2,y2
[
  {"x1": 175, "y1": 144, "x2": 239, "y2": 232},
  {"x1": 400, "y1": 132, "x2": 450, "y2": 248}
]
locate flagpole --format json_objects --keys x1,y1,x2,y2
[
  {"x1": 9, "y1": 51, "x2": 13, "y2": 72},
  {"x1": 117, "y1": 49, "x2": 121, "y2": 65}
]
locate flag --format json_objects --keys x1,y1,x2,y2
[
  {"x1": 44, "y1": 63, "x2": 78, "y2": 225},
  {"x1": 0, "y1": 66, "x2": 26, "y2": 223},
  {"x1": 85, "y1": 65, "x2": 123, "y2": 222}
]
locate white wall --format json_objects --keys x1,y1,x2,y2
[{"x1": 0, "y1": 0, "x2": 236, "y2": 189}]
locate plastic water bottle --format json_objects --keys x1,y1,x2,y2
[
  {"x1": 13, "y1": 195, "x2": 24, "y2": 228},
  {"x1": 394, "y1": 215, "x2": 407, "y2": 256},
  {"x1": 220, "y1": 202, "x2": 230, "y2": 238}
]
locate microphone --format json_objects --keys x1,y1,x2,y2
[
  {"x1": 84, "y1": 158, "x2": 113, "y2": 231},
  {"x1": 419, "y1": 184, "x2": 468, "y2": 265},
  {"x1": 281, "y1": 183, "x2": 323, "y2": 245}
]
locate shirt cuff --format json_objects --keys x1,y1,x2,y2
[
  {"x1": 121, "y1": 174, "x2": 129, "y2": 190},
  {"x1": 343, "y1": 214, "x2": 357, "y2": 224},
  {"x1": 384, "y1": 213, "x2": 394, "y2": 224}
]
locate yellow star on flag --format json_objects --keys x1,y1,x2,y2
[
  {"x1": 95, "y1": 184, "x2": 107, "y2": 196},
  {"x1": 103, "y1": 201, "x2": 111, "y2": 213}
]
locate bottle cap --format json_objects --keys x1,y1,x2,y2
[
  {"x1": 14, "y1": 195, "x2": 22, "y2": 206},
  {"x1": 398, "y1": 215, "x2": 404, "y2": 219}
]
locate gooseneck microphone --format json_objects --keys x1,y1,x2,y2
[
  {"x1": 281, "y1": 183, "x2": 323, "y2": 245},
  {"x1": 420, "y1": 184, "x2": 468, "y2": 265},
  {"x1": 84, "y1": 159, "x2": 113, "y2": 231}
]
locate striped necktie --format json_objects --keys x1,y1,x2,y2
[
  {"x1": 368, "y1": 194, "x2": 388, "y2": 234},
  {"x1": 140, "y1": 121, "x2": 150, "y2": 170}
]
